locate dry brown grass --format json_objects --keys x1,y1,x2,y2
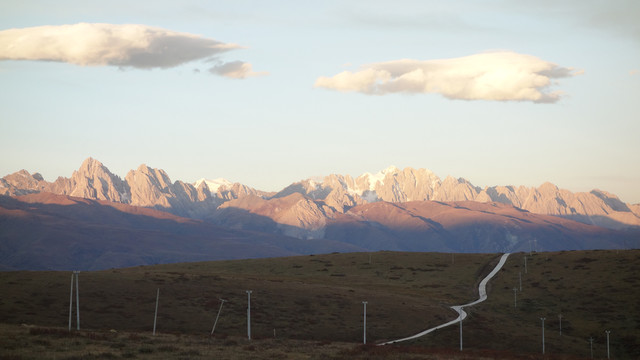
[
  {"x1": 0, "y1": 323, "x2": 588, "y2": 360},
  {"x1": 404, "y1": 250, "x2": 640, "y2": 359},
  {"x1": 0, "y1": 252, "x2": 494, "y2": 343},
  {"x1": 1, "y1": 250, "x2": 638, "y2": 358}
]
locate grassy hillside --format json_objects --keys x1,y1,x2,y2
[
  {"x1": 1, "y1": 250, "x2": 638, "y2": 359},
  {"x1": 406, "y1": 250, "x2": 640, "y2": 359}
]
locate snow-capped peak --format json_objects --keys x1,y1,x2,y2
[
  {"x1": 382, "y1": 165, "x2": 399, "y2": 174},
  {"x1": 363, "y1": 165, "x2": 398, "y2": 191},
  {"x1": 194, "y1": 178, "x2": 232, "y2": 192}
]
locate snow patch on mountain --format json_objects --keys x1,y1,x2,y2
[
  {"x1": 194, "y1": 178, "x2": 232, "y2": 192},
  {"x1": 356, "y1": 165, "x2": 399, "y2": 194}
]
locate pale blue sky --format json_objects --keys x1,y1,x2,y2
[{"x1": 1, "y1": 0, "x2": 639, "y2": 203}]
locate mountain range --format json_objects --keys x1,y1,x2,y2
[
  {"x1": 3, "y1": 158, "x2": 639, "y2": 230},
  {"x1": 1, "y1": 158, "x2": 638, "y2": 270}
]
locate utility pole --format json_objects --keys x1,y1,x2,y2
[
  {"x1": 589, "y1": 337, "x2": 594, "y2": 358},
  {"x1": 605, "y1": 330, "x2": 611, "y2": 359},
  {"x1": 362, "y1": 301, "x2": 368, "y2": 344},
  {"x1": 246, "y1": 291, "x2": 252, "y2": 340},
  {"x1": 541, "y1": 317, "x2": 546, "y2": 355},
  {"x1": 68, "y1": 272, "x2": 74, "y2": 331},
  {"x1": 519, "y1": 272, "x2": 522, "y2": 291},
  {"x1": 459, "y1": 315, "x2": 463, "y2": 351},
  {"x1": 524, "y1": 255, "x2": 527, "y2": 274},
  {"x1": 68, "y1": 271, "x2": 80, "y2": 331},
  {"x1": 75, "y1": 271, "x2": 80, "y2": 330},
  {"x1": 559, "y1": 314, "x2": 562, "y2": 336},
  {"x1": 211, "y1": 298, "x2": 227, "y2": 335},
  {"x1": 153, "y1": 288, "x2": 159, "y2": 336}
]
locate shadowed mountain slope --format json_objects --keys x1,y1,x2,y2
[
  {"x1": 0, "y1": 193, "x2": 363, "y2": 271},
  {"x1": 324, "y1": 201, "x2": 636, "y2": 253},
  {"x1": 2, "y1": 193, "x2": 636, "y2": 271}
]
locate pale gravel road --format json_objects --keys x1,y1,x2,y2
[{"x1": 380, "y1": 253, "x2": 511, "y2": 345}]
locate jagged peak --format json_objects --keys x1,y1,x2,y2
[
  {"x1": 74, "y1": 158, "x2": 127, "y2": 185},
  {"x1": 538, "y1": 182, "x2": 559, "y2": 192},
  {"x1": 133, "y1": 163, "x2": 167, "y2": 176},
  {"x1": 590, "y1": 189, "x2": 618, "y2": 199},
  {"x1": 364, "y1": 165, "x2": 440, "y2": 178},
  {"x1": 3, "y1": 169, "x2": 41, "y2": 183},
  {"x1": 126, "y1": 164, "x2": 172, "y2": 187},
  {"x1": 134, "y1": 163, "x2": 152, "y2": 172},
  {"x1": 14, "y1": 169, "x2": 32, "y2": 177},
  {"x1": 590, "y1": 189, "x2": 630, "y2": 212},
  {"x1": 79, "y1": 157, "x2": 106, "y2": 171}
]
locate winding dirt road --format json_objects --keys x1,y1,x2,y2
[{"x1": 380, "y1": 253, "x2": 511, "y2": 345}]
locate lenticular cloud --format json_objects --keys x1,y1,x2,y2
[
  {"x1": 0, "y1": 23, "x2": 259, "y2": 78},
  {"x1": 314, "y1": 51, "x2": 582, "y2": 103}
]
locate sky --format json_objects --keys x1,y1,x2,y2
[{"x1": 1, "y1": 0, "x2": 639, "y2": 203}]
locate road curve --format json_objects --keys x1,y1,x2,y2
[{"x1": 380, "y1": 253, "x2": 511, "y2": 345}]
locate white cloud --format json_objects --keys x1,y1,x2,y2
[
  {"x1": 0, "y1": 23, "x2": 262, "y2": 77},
  {"x1": 209, "y1": 60, "x2": 268, "y2": 79},
  {"x1": 314, "y1": 51, "x2": 582, "y2": 103}
]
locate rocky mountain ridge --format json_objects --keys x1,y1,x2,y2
[
  {"x1": 269, "y1": 166, "x2": 640, "y2": 231},
  {"x1": 0, "y1": 158, "x2": 268, "y2": 219},
  {"x1": 2, "y1": 158, "x2": 639, "y2": 239}
]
